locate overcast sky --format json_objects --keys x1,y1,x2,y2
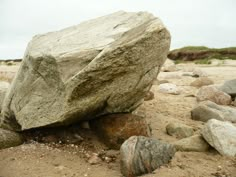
[{"x1": 0, "y1": 0, "x2": 236, "y2": 59}]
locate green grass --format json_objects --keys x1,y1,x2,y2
[
  {"x1": 194, "y1": 59, "x2": 212, "y2": 65},
  {"x1": 168, "y1": 46, "x2": 236, "y2": 61}
]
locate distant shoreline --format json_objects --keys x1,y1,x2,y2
[{"x1": 0, "y1": 59, "x2": 22, "y2": 62}]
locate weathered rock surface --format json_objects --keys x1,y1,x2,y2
[
  {"x1": 120, "y1": 136, "x2": 175, "y2": 177},
  {"x1": 166, "y1": 122, "x2": 194, "y2": 139},
  {"x1": 0, "y1": 128, "x2": 23, "y2": 149},
  {"x1": 191, "y1": 101, "x2": 236, "y2": 123},
  {"x1": 201, "y1": 119, "x2": 236, "y2": 157},
  {"x1": 219, "y1": 79, "x2": 236, "y2": 97},
  {"x1": 89, "y1": 114, "x2": 151, "y2": 149},
  {"x1": 1, "y1": 11, "x2": 170, "y2": 131},
  {"x1": 233, "y1": 99, "x2": 236, "y2": 107},
  {"x1": 159, "y1": 83, "x2": 181, "y2": 95},
  {"x1": 161, "y1": 59, "x2": 178, "y2": 72},
  {"x1": 0, "y1": 81, "x2": 10, "y2": 111},
  {"x1": 196, "y1": 86, "x2": 231, "y2": 105},
  {"x1": 190, "y1": 77, "x2": 214, "y2": 88},
  {"x1": 173, "y1": 135, "x2": 210, "y2": 152}
]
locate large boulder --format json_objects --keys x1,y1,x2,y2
[
  {"x1": 191, "y1": 101, "x2": 236, "y2": 123},
  {"x1": 1, "y1": 11, "x2": 170, "y2": 131},
  {"x1": 0, "y1": 81, "x2": 10, "y2": 111},
  {"x1": 0, "y1": 128, "x2": 23, "y2": 149},
  {"x1": 89, "y1": 114, "x2": 151, "y2": 149},
  {"x1": 219, "y1": 79, "x2": 236, "y2": 97},
  {"x1": 201, "y1": 119, "x2": 236, "y2": 157},
  {"x1": 196, "y1": 85, "x2": 231, "y2": 105},
  {"x1": 120, "y1": 136, "x2": 175, "y2": 177}
]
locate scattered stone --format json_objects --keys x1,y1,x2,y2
[
  {"x1": 120, "y1": 136, "x2": 175, "y2": 177},
  {"x1": 196, "y1": 86, "x2": 231, "y2": 105},
  {"x1": 159, "y1": 83, "x2": 181, "y2": 95},
  {"x1": 219, "y1": 79, "x2": 236, "y2": 97},
  {"x1": 152, "y1": 79, "x2": 169, "y2": 85},
  {"x1": 210, "y1": 59, "x2": 222, "y2": 66},
  {"x1": 182, "y1": 72, "x2": 194, "y2": 77},
  {"x1": 0, "y1": 128, "x2": 23, "y2": 149},
  {"x1": 0, "y1": 81, "x2": 9, "y2": 111},
  {"x1": 166, "y1": 122, "x2": 194, "y2": 139},
  {"x1": 192, "y1": 68, "x2": 208, "y2": 77},
  {"x1": 190, "y1": 77, "x2": 214, "y2": 88},
  {"x1": 162, "y1": 73, "x2": 182, "y2": 79},
  {"x1": 144, "y1": 91, "x2": 154, "y2": 101},
  {"x1": 191, "y1": 101, "x2": 236, "y2": 123},
  {"x1": 161, "y1": 59, "x2": 178, "y2": 72},
  {"x1": 173, "y1": 135, "x2": 210, "y2": 152},
  {"x1": 1, "y1": 11, "x2": 170, "y2": 131},
  {"x1": 201, "y1": 119, "x2": 236, "y2": 157},
  {"x1": 88, "y1": 153, "x2": 102, "y2": 165},
  {"x1": 233, "y1": 99, "x2": 236, "y2": 107},
  {"x1": 89, "y1": 114, "x2": 151, "y2": 149}
]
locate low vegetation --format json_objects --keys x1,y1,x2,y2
[{"x1": 168, "y1": 46, "x2": 236, "y2": 61}]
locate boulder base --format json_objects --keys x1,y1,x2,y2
[
  {"x1": 89, "y1": 114, "x2": 151, "y2": 149},
  {"x1": 0, "y1": 128, "x2": 23, "y2": 149}
]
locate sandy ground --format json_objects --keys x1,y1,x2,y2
[{"x1": 0, "y1": 62, "x2": 236, "y2": 177}]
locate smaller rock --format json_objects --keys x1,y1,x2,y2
[
  {"x1": 173, "y1": 135, "x2": 210, "y2": 152},
  {"x1": 190, "y1": 77, "x2": 214, "y2": 88},
  {"x1": 120, "y1": 136, "x2": 175, "y2": 177},
  {"x1": 201, "y1": 119, "x2": 236, "y2": 157},
  {"x1": 163, "y1": 73, "x2": 182, "y2": 79},
  {"x1": 191, "y1": 101, "x2": 236, "y2": 123},
  {"x1": 0, "y1": 81, "x2": 10, "y2": 111},
  {"x1": 192, "y1": 68, "x2": 208, "y2": 77},
  {"x1": 144, "y1": 91, "x2": 154, "y2": 101},
  {"x1": 166, "y1": 122, "x2": 194, "y2": 139},
  {"x1": 233, "y1": 99, "x2": 236, "y2": 107},
  {"x1": 182, "y1": 72, "x2": 194, "y2": 77},
  {"x1": 219, "y1": 79, "x2": 236, "y2": 97},
  {"x1": 88, "y1": 153, "x2": 102, "y2": 165},
  {"x1": 89, "y1": 114, "x2": 151, "y2": 149},
  {"x1": 161, "y1": 59, "x2": 178, "y2": 72},
  {"x1": 153, "y1": 79, "x2": 169, "y2": 85},
  {"x1": 0, "y1": 128, "x2": 23, "y2": 149},
  {"x1": 159, "y1": 83, "x2": 181, "y2": 95},
  {"x1": 196, "y1": 85, "x2": 231, "y2": 105}
]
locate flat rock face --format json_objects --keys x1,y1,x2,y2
[
  {"x1": 219, "y1": 79, "x2": 236, "y2": 97},
  {"x1": 120, "y1": 136, "x2": 175, "y2": 177},
  {"x1": 201, "y1": 119, "x2": 236, "y2": 157},
  {"x1": 196, "y1": 86, "x2": 231, "y2": 105},
  {"x1": 1, "y1": 11, "x2": 170, "y2": 131},
  {"x1": 89, "y1": 114, "x2": 151, "y2": 149},
  {"x1": 191, "y1": 101, "x2": 236, "y2": 123}
]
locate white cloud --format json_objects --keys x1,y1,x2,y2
[{"x1": 0, "y1": 0, "x2": 236, "y2": 58}]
